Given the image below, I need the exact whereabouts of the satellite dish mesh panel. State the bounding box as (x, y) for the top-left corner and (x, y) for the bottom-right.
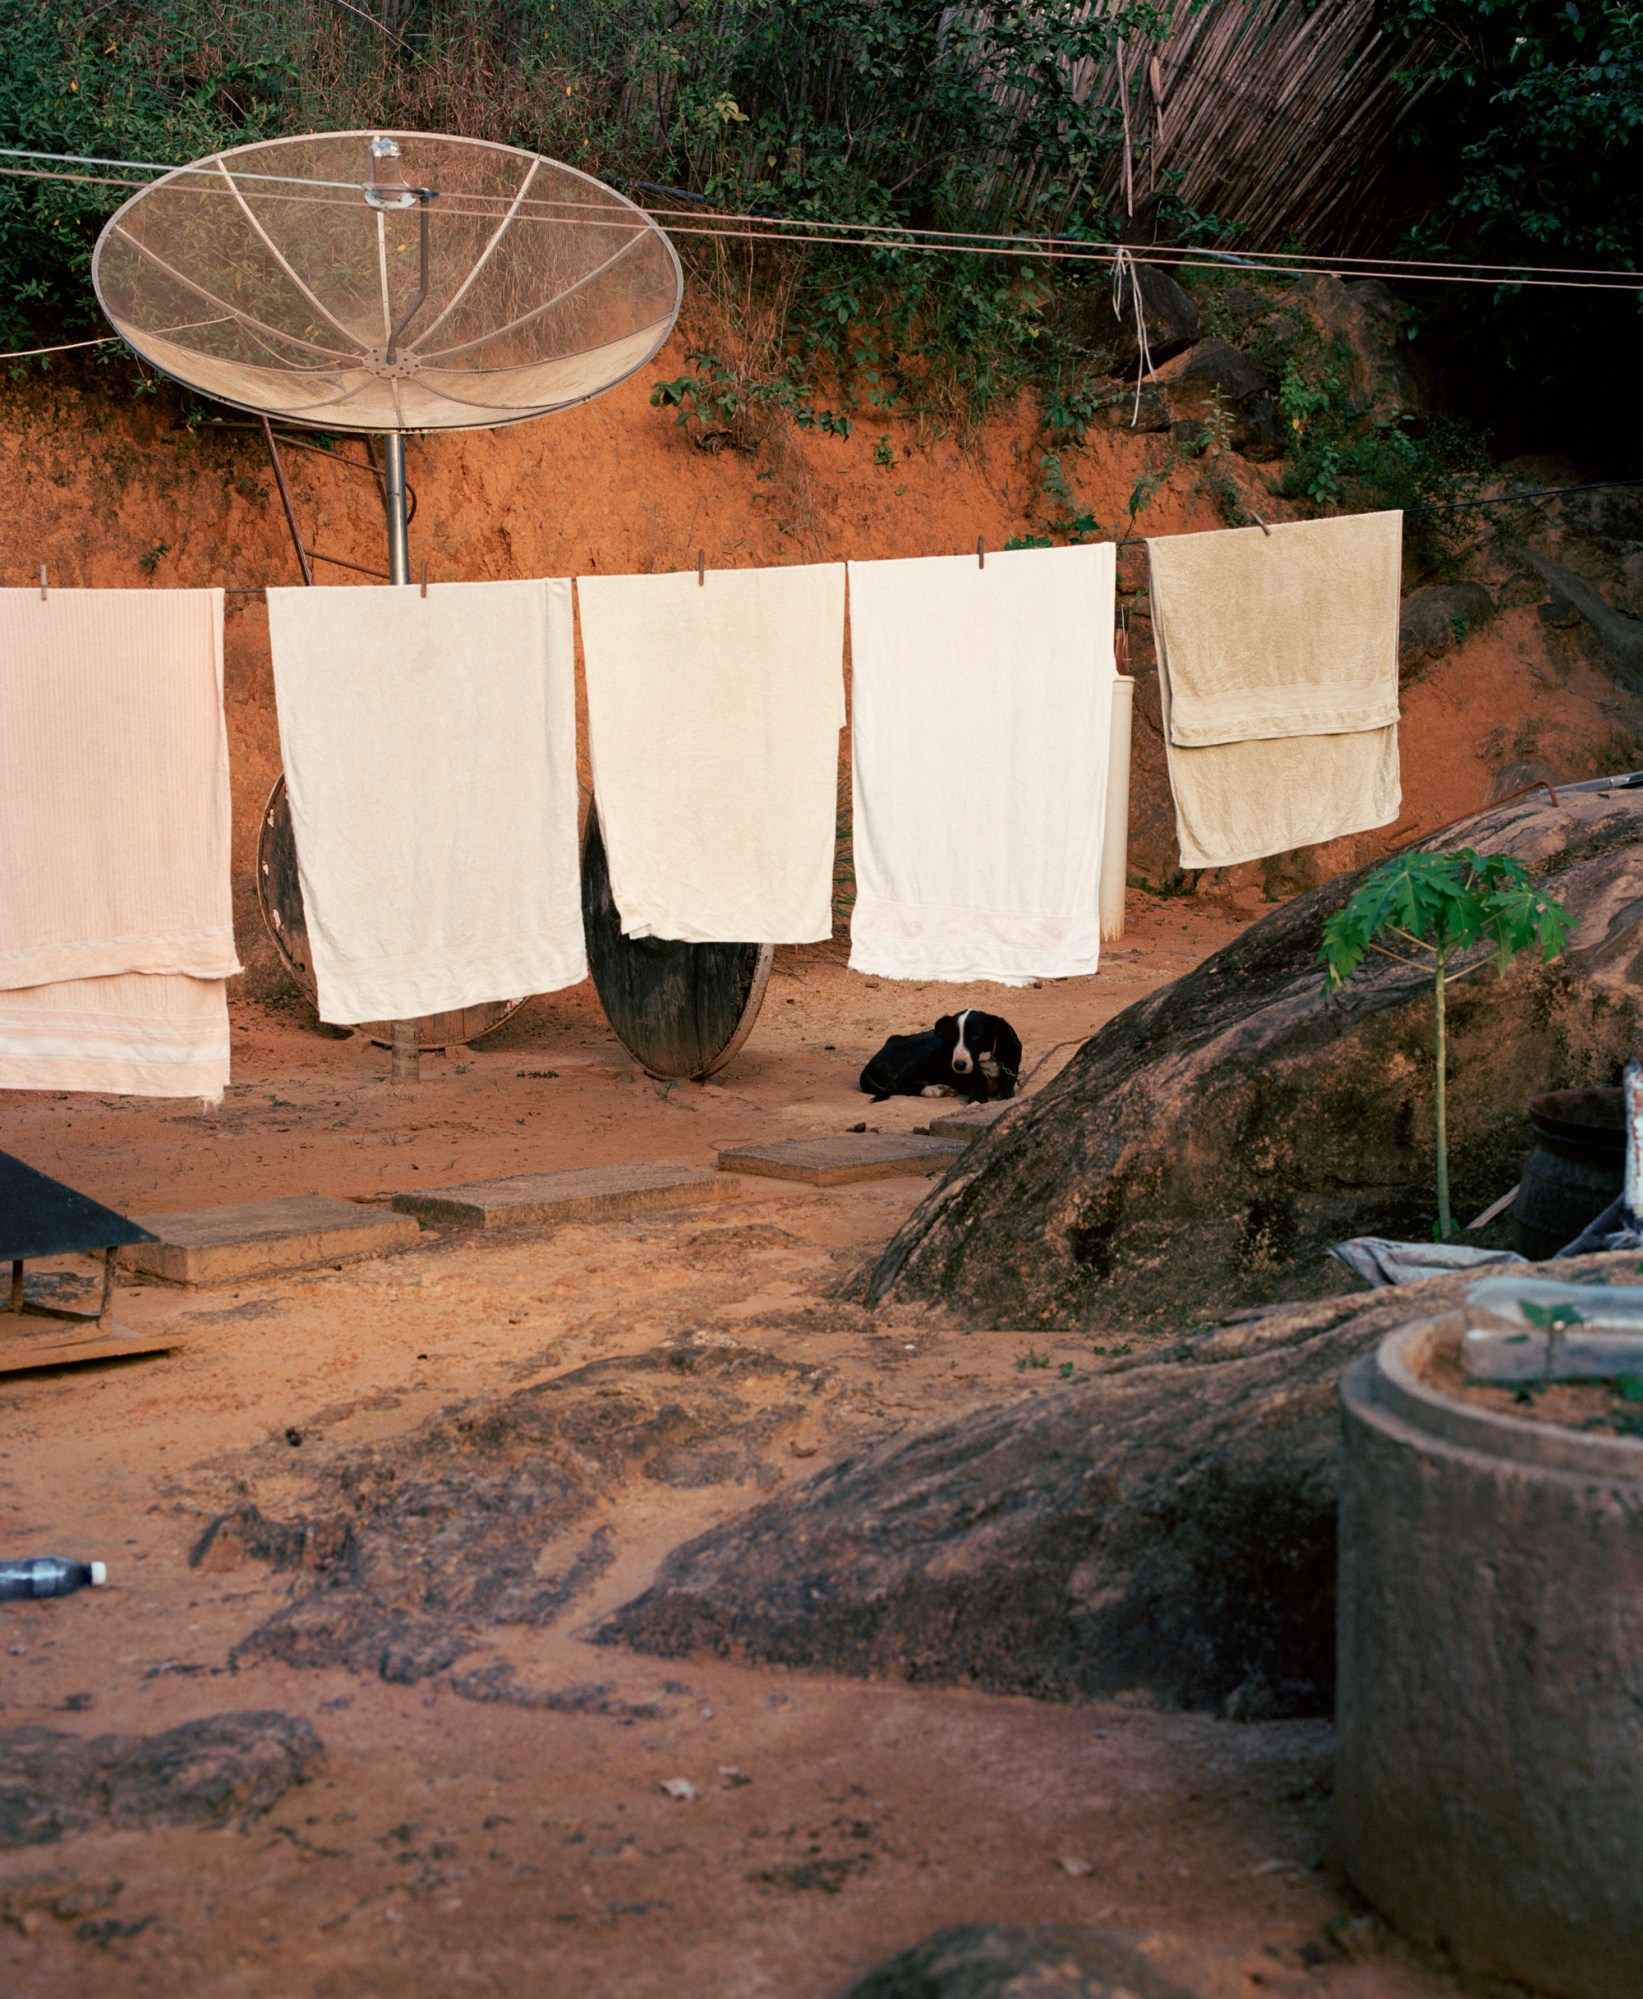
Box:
(92, 130), (683, 432)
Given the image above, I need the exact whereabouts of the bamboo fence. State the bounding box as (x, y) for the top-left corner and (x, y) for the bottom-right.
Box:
(987, 0), (1443, 252)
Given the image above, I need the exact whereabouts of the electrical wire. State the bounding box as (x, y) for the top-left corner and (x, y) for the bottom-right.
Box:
(0, 334), (118, 358)
(0, 144), (369, 193)
(0, 145), (1639, 294)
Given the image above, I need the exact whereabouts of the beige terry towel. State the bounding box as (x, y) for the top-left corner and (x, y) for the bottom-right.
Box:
(0, 971), (229, 1101)
(0, 588), (237, 987)
(1158, 724), (1401, 873)
(1148, 511), (1402, 747)
(578, 562), (846, 944)
(267, 579), (585, 1024)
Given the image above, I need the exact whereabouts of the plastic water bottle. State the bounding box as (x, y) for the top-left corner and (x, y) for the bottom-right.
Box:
(0, 1557), (107, 1602)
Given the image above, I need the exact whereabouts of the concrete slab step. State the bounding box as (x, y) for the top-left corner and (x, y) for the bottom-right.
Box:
(119, 1195), (419, 1285)
(924, 1100), (1017, 1143)
(715, 1133), (966, 1187)
(392, 1163), (736, 1230)
(0, 1308), (181, 1375)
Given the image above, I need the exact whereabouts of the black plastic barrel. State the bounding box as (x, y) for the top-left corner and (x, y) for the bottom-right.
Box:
(1514, 1087), (1626, 1259)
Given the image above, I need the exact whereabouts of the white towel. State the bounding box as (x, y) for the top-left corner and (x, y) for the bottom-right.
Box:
(0, 971), (229, 1102)
(846, 544), (1115, 983)
(267, 579), (585, 1024)
(0, 588), (237, 988)
(578, 563), (846, 944)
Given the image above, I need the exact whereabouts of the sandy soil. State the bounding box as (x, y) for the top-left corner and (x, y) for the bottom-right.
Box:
(1429, 1342), (1643, 1439)
(0, 902), (1463, 1999)
(5, 325), (1618, 1998)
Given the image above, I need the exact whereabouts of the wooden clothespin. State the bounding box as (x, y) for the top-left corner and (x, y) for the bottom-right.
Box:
(1250, 511), (1273, 537)
(39, 563), (47, 601)
(977, 533), (986, 570)
(697, 548), (706, 588)
(420, 557), (428, 599)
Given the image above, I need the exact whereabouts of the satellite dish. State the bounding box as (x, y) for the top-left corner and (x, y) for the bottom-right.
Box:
(90, 131), (736, 1080)
(91, 129), (683, 432)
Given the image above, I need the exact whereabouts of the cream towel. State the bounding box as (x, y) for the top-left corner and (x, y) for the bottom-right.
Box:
(267, 579), (585, 1024)
(1148, 511), (1402, 747)
(578, 563), (845, 944)
(0, 971), (229, 1102)
(1157, 723), (1401, 873)
(0, 588), (237, 987)
(847, 543), (1115, 983)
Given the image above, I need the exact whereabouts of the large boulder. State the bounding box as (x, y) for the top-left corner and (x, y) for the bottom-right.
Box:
(1397, 581), (1494, 675)
(599, 1254), (1638, 1719)
(1060, 263), (1200, 377)
(862, 789), (1643, 1332)
(1146, 338), (1284, 461)
(1517, 548), (1643, 695)
(1271, 275), (1424, 422)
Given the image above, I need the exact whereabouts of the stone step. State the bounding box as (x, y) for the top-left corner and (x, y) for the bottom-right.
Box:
(392, 1163), (737, 1230)
(119, 1195), (419, 1286)
(0, 1309), (181, 1376)
(924, 1100), (1018, 1143)
(715, 1133), (966, 1187)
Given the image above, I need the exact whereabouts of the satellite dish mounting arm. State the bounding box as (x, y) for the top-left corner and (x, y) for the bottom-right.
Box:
(385, 191), (437, 365)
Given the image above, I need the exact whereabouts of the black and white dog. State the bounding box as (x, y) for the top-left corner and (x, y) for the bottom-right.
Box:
(859, 1009), (1023, 1103)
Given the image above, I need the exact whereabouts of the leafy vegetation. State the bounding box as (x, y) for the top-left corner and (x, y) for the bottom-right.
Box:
(2, 1), (1626, 487)
(1269, 334), (1490, 567)
(0, 0), (1166, 402)
(1383, 0), (1643, 458)
(1319, 850), (1571, 1239)
(1388, 0), (1642, 270)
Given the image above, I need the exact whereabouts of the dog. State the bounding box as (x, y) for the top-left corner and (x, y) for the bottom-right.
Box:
(859, 1009), (1023, 1103)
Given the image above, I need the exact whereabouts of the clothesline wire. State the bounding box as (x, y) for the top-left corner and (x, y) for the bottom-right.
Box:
(0, 147), (1639, 293)
(613, 179), (1643, 282)
(1105, 477), (1643, 550)
(0, 333), (118, 358)
(0, 145), (371, 193)
(182, 479), (1641, 594)
(5, 141), (1639, 280)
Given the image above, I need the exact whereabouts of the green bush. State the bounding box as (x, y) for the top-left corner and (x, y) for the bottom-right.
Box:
(0, 0), (1165, 400)
(1382, 1), (1643, 457)
(1320, 848), (1570, 1239)
(1270, 337), (1490, 566)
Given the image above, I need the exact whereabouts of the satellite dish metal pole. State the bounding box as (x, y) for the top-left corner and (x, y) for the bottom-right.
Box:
(364, 138), (425, 590)
(364, 140), (430, 1079)
(382, 434), (410, 585)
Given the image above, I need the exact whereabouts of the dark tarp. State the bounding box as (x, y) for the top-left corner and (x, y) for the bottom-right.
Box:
(0, 1152), (155, 1263)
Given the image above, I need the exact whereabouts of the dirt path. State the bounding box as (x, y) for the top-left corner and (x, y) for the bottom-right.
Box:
(1, 901), (1450, 1997)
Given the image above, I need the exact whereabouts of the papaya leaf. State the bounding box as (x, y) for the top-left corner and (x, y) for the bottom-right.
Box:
(1317, 846), (1573, 1240)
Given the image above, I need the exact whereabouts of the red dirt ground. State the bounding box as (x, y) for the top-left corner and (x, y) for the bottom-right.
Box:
(1, 353), (1620, 1997)
(4, 912), (1461, 1999)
